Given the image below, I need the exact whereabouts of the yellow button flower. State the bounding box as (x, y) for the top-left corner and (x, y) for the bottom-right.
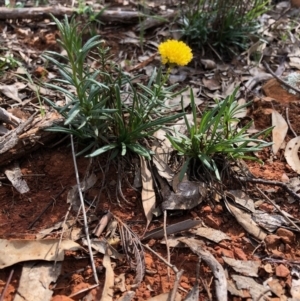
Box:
(158, 40), (193, 66)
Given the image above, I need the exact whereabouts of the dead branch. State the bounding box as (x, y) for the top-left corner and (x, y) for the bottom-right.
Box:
(237, 176), (300, 203)
(0, 7), (143, 23)
(0, 111), (63, 167)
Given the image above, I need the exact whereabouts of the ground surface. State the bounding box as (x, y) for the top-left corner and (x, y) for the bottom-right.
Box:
(1, 1), (300, 301)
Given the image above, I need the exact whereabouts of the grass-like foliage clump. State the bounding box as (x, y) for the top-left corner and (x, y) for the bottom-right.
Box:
(167, 88), (273, 180)
(43, 16), (184, 159)
(181, 0), (269, 55)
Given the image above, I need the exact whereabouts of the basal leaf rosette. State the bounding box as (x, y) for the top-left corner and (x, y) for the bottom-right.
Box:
(158, 40), (193, 67)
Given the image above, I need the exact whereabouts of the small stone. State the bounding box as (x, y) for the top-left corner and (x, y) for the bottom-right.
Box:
(233, 247), (247, 261)
(259, 203), (274, 212)
(202, 205), (212, 213)
(216, 247), (234, 258)
(265, 235), (281, 249)
(214, 204), (223, 214)
(180, 282), (190, 290)
(143, 291), (151, 299)
(264, 263), (273, 273)
(276, 228), (295, 244)
(145, 276), (155, 287)
(204, 215), (222, 228)
(275, 264), (290, 278)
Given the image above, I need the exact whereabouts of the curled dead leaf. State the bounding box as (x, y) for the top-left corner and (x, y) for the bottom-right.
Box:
(272, 110), (288, 155)
(284, 136), (300, 174)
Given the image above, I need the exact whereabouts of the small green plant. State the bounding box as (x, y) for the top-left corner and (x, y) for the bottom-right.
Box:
(0, 55), (20, 73)
(43, 16), (184, 159)
(167, 88), (273, 180)
(181, 0), (269, 55)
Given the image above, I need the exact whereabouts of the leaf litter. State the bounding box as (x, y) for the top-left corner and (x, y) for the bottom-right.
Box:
(1, 1), (300, 301)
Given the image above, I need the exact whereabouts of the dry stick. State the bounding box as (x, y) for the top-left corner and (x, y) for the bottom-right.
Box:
(27, 187), (67, 229)
(70, 134), (99, 284)
(237, 176), (300, 203)
(256, 289), (272, 301)
(263, 61), (300, 95)
(142, 244), (183, 301)
(0, 269), (14, 301)
(169, 270), (184, 301)
(286, 107), (298, 137)
(54, 202), (73, 268)
(68, 283), (99, 299)
(256, 186), (300, 232)
(163, 210), (171, 280)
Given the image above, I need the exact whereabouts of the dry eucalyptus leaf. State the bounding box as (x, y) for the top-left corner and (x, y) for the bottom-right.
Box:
(284, 136), (300, 174)
(190, 227), (231, 243)
(201, 59), (216, 70)
(140, 156), (155, 228)
(0, 239), (81, 268)
(101, 251), (115, 301)
(232, 275), (271, 301)
(272, 110), (288, 155)
(0, 83), (25, 103)
(224, 200), (267, 241)
(4, 163), (29, 194)
(222, 257), (260, 277)
(14, 262), (61, 301)
(202, 77), (221, 91)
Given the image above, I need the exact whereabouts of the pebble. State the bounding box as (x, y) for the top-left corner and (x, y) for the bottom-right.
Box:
(275, 264), (290, 278)
(214, 204), (223, 214)
(202, 205), (212, 213)
(265, 234), (281, 249)
(180, 282), (190, 290)
(51, 296), (75, 301)
(276, 228), (295, 244)
(233, 247), (247, 261)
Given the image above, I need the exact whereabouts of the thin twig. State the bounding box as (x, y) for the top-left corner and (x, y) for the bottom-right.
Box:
(263, 61), (300, 95)
(286, 107), (297, 137)
(256, 289), (272, 301)
(27, 187), (66, 229)
(0, 269), (14, 301)
(142, 243), (179, 273)
(207, 42), (222, 61)
(22, 174), (45, 177)
(168, 269), (184, 301)
(163, 210), (171, 280)
(68, 283), (99, 298)
(236, 176), (300, 203)
(256, 186), (300, 232)
(70, 134), (99, 284)
(54, 202), (72, 268)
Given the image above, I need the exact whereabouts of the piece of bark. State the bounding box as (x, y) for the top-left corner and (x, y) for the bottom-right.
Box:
(0, 7), (143, 23)
(0, 111), (63, 167)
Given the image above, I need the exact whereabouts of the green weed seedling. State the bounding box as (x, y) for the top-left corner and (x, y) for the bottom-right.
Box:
(167, 87), (273, 180)
(43, 16), (184, 160)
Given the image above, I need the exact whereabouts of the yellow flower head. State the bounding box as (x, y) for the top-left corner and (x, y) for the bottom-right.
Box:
(158, 40), (193, 66)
